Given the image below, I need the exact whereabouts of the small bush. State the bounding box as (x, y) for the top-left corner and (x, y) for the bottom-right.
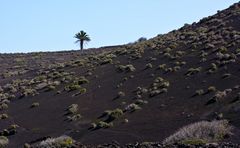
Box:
(108, 108), (124, 120)
(100, 58), (112, 65)
(31, 102), (40, 108)
(0, 103), (8, 110)
(145, 63), (153, 69)
(75, 76), (89, 85)
(214, 91), (227, 99)
(158, 64), (166, 70)
(163, 120), (232, 145)
(68, 104), (78, 114)
(10, 124), (19, 129)
(149, 89), (168, 97)
(135, 99), (148, 105)
(208, 86), (217, 92)
(0, 114), (8, 120)
(67, 114), (82, 121)
(91, 121), (113, 129)
(78, 87), (87, 94)
(21, 88), (37, 97)
(117, 91), (125, 98)
(195, 89), (204, 96)
(117, 64), (136, 72)
(39, 135), (74, 147)
(125, 103), (141, 112)
(186, 67), (201, 76)
(64, 84), (81, 91)
(0, 136), (9, 147)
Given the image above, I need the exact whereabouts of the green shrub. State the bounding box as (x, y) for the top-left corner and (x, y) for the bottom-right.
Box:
(64, 84), (81, 91)
(78, 87), (87, 94)
(100, 58), (112, 65)
(207, 63), (218, 74)
(97, 121), (113, 128)
(149, 77), (170, 97)
(21, 88), (37, 97)
(108, 108), (124, 120)
(163, 47), (172, 53)
(218, 46), (228, 53)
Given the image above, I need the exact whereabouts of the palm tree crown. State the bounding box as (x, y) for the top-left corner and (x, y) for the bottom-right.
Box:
(74, 31), (91, 50)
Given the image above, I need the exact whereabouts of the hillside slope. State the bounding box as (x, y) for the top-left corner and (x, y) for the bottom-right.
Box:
(0, 2), (240, 147)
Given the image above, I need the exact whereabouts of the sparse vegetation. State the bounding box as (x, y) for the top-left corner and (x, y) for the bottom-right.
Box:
(0, 2), (240, 146)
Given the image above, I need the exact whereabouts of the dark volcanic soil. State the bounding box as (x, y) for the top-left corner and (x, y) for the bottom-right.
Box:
(0, 2), (240, 148)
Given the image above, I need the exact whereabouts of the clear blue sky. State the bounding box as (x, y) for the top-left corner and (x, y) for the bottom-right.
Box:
(0, 0), (239, 53)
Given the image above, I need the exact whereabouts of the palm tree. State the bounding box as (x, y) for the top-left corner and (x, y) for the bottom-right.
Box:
(74, 31), (91, 51)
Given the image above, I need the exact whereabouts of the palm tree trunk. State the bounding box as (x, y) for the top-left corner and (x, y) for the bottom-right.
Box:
(80, 40), (84, 51)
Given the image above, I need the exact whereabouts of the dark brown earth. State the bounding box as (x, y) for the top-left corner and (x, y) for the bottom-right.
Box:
(0, 2), (240, 147)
